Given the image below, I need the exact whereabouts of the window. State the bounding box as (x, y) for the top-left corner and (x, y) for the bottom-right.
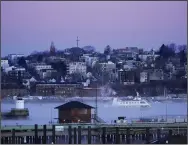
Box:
(80, 109), (87, 114)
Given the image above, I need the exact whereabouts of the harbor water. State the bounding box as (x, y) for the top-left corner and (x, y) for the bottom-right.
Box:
(1, 99), (187, 126)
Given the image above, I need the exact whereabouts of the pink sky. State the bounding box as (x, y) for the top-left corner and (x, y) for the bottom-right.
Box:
(1, 1), (187, 56)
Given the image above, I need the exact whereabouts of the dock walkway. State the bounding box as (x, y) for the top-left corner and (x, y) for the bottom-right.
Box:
(1, 122), (187, 144)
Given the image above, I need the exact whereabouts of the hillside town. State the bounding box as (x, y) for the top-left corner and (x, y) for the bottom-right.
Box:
(1, 42), (187, 98)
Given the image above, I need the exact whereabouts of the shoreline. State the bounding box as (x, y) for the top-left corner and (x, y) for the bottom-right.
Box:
(2, 94), (187, 103)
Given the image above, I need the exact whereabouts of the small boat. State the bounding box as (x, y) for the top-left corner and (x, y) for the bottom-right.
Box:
(112, 92), (151, 107)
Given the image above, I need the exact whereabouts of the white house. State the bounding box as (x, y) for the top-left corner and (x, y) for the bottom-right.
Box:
(82, 55), (98, 67)
(99, 61), (116, 72)
(4, 66), (16, 73)
(140, 71), (148, 83)
(35, 64), (52, 71)
(139, 50), (159, 61)
(67, 62), (87, 74)
(8, 54), (24, 62)
(1, 59), (9, 69)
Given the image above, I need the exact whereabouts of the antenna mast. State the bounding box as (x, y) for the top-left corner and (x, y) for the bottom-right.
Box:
(76, 36), (80, 47)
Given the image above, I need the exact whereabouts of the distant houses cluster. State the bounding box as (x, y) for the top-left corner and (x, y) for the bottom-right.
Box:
(1, 43), (187, 98)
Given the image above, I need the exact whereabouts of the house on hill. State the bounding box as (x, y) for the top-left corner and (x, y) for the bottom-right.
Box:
(55, 101), (94, 123)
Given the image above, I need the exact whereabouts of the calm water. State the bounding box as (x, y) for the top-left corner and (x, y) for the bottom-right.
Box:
(1, 100), (187, 126)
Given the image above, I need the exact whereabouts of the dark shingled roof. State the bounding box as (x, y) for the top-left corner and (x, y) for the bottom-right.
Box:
(55, 101), (94, 110)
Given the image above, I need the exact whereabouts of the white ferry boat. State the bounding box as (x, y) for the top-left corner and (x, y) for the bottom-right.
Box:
(112, 92), (151, 107)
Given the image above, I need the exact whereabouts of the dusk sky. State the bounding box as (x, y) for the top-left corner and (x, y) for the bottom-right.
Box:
(1, 1), (187, 56)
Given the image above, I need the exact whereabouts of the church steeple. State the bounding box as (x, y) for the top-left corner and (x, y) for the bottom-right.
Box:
(50, 41), (56, 54)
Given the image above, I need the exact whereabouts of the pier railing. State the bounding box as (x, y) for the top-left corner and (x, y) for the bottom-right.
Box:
(1, 123), (187, 144)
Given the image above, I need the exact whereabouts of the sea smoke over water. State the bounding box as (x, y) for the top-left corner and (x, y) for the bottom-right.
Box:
(100, 84), (117, 97)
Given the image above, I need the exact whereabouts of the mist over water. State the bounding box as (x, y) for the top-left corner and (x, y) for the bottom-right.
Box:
(1, 100), (187, 126)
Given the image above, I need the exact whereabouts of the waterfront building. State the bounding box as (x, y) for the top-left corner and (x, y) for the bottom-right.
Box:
(1, 83), (28, 98)
(55, 101), (94, 123)
(35, 83), (82, 97)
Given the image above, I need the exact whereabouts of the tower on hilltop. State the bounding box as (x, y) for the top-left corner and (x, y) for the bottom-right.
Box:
(76, 36), (80, 48)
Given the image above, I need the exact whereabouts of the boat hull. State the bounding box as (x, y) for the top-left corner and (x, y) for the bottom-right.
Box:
(112, 98), (151, 107)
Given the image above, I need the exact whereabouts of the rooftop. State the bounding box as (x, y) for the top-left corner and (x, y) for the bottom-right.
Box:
(55, 101), (94, 110)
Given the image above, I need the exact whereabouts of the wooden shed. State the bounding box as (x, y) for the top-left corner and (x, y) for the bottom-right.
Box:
(55, 101), (94, 123)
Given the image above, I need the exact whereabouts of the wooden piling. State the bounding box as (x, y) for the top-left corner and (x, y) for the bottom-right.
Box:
(88, 126), (91, 144)
(26, 136), (29, 144)
(74, 127), (77, 144)
(126, 128), (130, 144)
(115, 127), (120, 144)
(12, 129), (15, 144)
(78, 126), (81, 144)
(68, 126), (72, 144)
(101, 127), (106, 144)
(2, 137), (5, 144)
(168, 129), (173, 144)
(52, 125), (56, 144)
(157, 129), (161, 141)
(146, 128), (150, 144)
(43, 125), (47, 144)
(34, 124), (38, 144)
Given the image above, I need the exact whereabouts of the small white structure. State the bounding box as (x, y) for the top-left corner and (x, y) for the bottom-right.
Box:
(16, 98), (25, 109)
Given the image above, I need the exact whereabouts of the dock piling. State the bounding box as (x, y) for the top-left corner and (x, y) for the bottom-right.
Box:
(43, 125), (47, 144)
(78, 126), (82, 144)
(74, 127), (77, 144)
(52, 125), (56, 144)
(168, 129), (173, 143)
(34, 124), (38, 144)
(146, 127), (150, 144)
(12, 129), (15, 144)
(115, 127), (120, 144)
(68, 126), (72, 144)
(102, 127), (106, 144)
(157, 129), (161, 141)
(126, 128), (130, 144)
(88, 126), (91, 144)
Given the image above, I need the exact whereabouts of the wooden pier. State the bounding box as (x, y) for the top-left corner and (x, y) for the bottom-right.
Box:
(1, 123), (187, 144)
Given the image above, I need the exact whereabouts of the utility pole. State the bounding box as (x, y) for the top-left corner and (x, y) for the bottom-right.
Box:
(76, 36), (80, 47)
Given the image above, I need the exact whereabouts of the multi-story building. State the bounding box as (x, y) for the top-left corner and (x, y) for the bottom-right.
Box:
(115, 47), (139, 60)
(148, 69), (164, 81)
(8, 54), (25, 63)
(7, 67), (30, 80)
(35, 64), (52, 71)
(82, 55), (98, 67)
(38, 69), (58, 79)
(138, 50), (159, 61)
(67, 62), (87, 74)
(27, 62), (46, 69)
(1, 83), (28, 98)
(99, 61), (116, 72)
(36, 83), (82, 97)
(118, 69), (135, 85)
